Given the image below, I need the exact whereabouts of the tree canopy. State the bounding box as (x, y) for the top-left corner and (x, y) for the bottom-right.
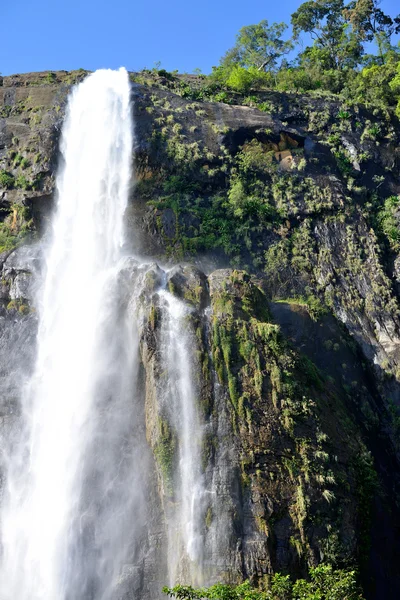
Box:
(291, 0), (363, 70)
(344, 0), (400, 62)
(220, 21), (294, 72)
(207, 0), (400, 110)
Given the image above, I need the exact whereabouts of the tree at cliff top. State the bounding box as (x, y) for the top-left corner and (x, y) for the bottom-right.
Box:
(220, 21), (293, 72)
(209, 0), (400, 98)
(212, 21), (293, 92)
(291, 0), (363, 71)
(344, 0), (400, 64)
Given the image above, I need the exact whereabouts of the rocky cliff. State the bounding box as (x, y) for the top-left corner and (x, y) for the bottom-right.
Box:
(1, 70), (400, 599)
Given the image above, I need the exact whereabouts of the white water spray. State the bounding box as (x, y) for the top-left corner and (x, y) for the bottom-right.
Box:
(0, 69), (137, 600)
(159, 291), (204, 584)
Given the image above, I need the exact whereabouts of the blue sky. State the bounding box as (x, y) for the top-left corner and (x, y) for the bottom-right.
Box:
(1, 0), (399, 76)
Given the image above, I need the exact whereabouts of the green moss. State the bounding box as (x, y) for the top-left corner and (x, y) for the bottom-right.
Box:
(275, 294), (328, 321)
(201, 433), (217, 470)
(167, 280), (176, 295)
(255, 515), (269, 536)
(15, 175), (31, 190)
(154, 417), (176, 496)
(183, 283), (203, 306)
(205, 507), (213, 528)
(0, 204), (34, 253)
(208, 270), (361, 563)
(7, 299), (29, 314)
(149, 304), (158, 330)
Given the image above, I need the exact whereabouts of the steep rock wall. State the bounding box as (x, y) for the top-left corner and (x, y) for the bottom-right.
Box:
(1, 71), (400, 598)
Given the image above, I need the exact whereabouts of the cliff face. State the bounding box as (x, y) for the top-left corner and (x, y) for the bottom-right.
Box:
(1, 71), (400, 599)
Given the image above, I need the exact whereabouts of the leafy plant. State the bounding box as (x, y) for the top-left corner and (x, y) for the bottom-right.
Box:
(377, 195), (400, 250)
(163, 564), (365, 600)
(0, 171), (15, 189)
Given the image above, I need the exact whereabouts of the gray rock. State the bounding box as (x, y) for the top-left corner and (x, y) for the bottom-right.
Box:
(167, 264), (208, 310)
(2, 244), (42, 303)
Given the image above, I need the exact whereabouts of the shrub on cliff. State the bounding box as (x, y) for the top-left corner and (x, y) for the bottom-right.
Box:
(163, 564), (365, 600)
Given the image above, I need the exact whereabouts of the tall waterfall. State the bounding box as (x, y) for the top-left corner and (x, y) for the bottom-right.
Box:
(0, 69), (139, 600)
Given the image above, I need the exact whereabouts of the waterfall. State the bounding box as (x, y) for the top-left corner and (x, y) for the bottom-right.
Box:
(158, 291), (205, 585)
(0, 68), (140, 600)
(0, 66), (212, 600)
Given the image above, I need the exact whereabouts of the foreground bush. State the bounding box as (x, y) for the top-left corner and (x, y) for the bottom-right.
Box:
(163, 564), (365, 600)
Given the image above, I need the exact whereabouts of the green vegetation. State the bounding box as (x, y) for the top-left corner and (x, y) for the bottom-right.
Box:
(154, 417), (177, 496)
(208, 0), (400, 106)
(275, 294), (328, 321)
(6, 299), (30, 314)
(212, 20), (293, 92)
(135, 1), (400, 111)
(146, 136), (311, 266)
(376, 195), (400, 251)
(163, 564), (365, 599)
(0, 166), (42, 192)
(207, 271), (377, 567)
(0, 170), (15, 189)
(0, 204), (34, 253)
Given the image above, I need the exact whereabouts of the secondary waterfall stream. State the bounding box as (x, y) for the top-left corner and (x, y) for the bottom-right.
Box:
(158, 291), (204, 585)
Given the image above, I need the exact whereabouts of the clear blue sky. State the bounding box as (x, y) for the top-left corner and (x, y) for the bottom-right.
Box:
(1, 0), (399, 76)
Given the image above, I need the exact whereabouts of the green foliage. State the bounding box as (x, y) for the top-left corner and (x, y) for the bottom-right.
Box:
(276, 294), (328, 321)
(275, 68), (314, 92)
(201, 1), (400, 103)
(220, 20), (293, 72)
(149, 134), (287, 263)
(390, 61), (400, 94)
(128, 2), (400, 109)
(344, 0), (400, 64)
(345, 57), (399, 109)
(0, 171), (15, 189)
(0, 204), (34, 253)
(333, 149), (353, 175)
(163, 565), (365, 600)
(45, 71), (56, 84)
(154, 417), (176, 496)
(0, 227), (21, 253)
(6, 299), (29, 314)
(389, 60), (400, 116)
(15, 175), (31, 190)
(220, 66), (273, 93)
(225, 66), (255, 93)
(376, 195), (400, 250)
(291, 0), (364, 71)
(163, 175), (199, 195)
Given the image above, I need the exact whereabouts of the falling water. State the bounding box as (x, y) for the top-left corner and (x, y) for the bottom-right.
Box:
(159, 291), (205, 585)
(0, 68), (139, 600)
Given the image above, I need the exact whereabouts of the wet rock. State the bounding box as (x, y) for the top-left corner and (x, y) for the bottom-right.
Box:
(2, 244), (42, 304)
(342, 137), (361, 171)
(113, 565), (143, 600)
(167, 264), (208, 310)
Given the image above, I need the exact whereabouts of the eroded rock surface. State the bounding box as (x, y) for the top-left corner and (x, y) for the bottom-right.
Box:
(1, 71), (400, 599)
